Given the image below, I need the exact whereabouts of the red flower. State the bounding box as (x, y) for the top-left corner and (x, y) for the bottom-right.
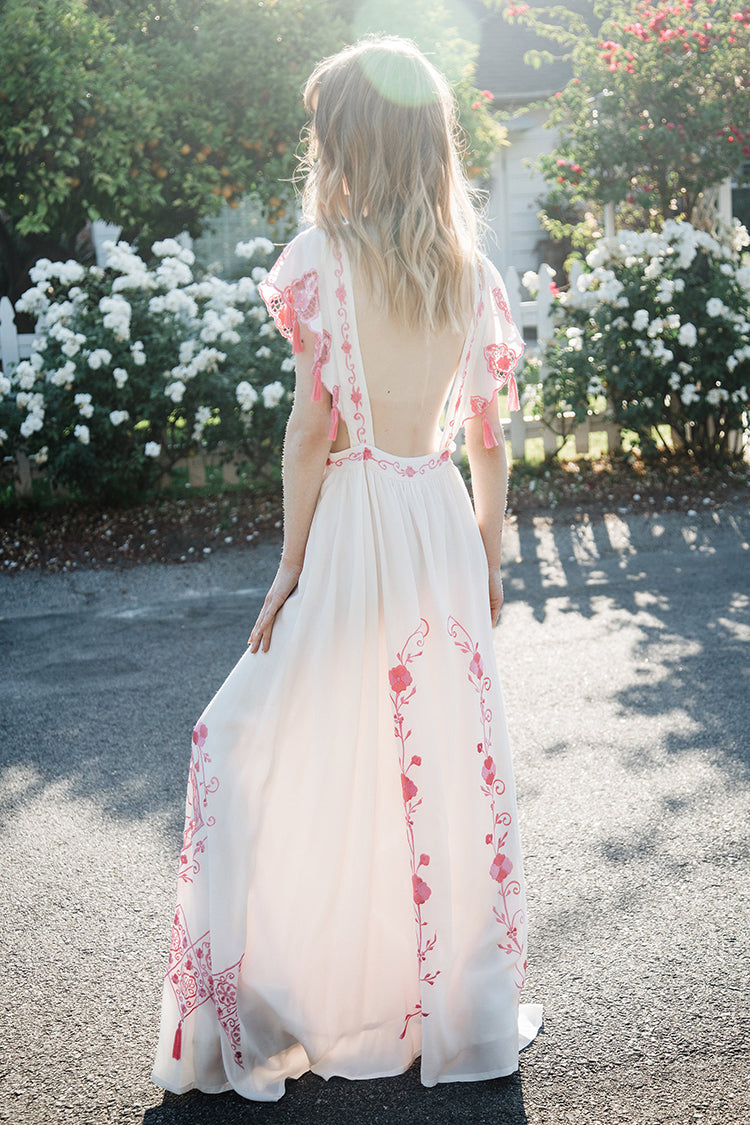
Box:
(490, 852), (513, 883)
(419, 853), (430, 867)
(192, 722), (208, 747)
(469, 650), (484, 679)
(412, 874), (432, 905)
(410, 754), (422, 766)
(482, 756), (496, 785)
(389, 664), (413, 693)
(401, 772), (418, 802)
(362, 447), (373, 461)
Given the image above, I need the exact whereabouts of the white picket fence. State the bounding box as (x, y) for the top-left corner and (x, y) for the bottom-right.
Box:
(1, 261), (618, 496)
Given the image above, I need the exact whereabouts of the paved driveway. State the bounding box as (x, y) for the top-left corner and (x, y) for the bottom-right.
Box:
(1, 507), (748, 1125)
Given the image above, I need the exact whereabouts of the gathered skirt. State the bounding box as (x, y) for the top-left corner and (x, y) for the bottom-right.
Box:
(152, 446), (542, 1101)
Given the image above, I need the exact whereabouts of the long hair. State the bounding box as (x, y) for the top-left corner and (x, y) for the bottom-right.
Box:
(300, 36), (479, 334)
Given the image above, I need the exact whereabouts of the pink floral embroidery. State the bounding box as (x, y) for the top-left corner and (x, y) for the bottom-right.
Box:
(442, 272), (485, 447)
(447, 617), (526, 990)
(332, 242), (367, 443)
(491, 285), (514, 325)
(259, 253), (331, 401)
(179, 721), (220, 883)
(326, 446), (451, 477)
(167, 905), (245, 1069)
(388, 619), (439, 1038)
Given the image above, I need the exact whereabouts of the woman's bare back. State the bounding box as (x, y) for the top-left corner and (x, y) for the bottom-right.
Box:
(329, 271), (469, 457)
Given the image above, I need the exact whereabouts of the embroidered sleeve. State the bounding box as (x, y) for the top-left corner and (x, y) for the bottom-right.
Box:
(258, 229), (332, 404)
(461, 256), (524, 448)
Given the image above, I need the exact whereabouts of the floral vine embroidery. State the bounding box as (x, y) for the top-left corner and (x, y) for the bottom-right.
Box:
(332, 242), (367, 443)
(327, 446), (451, 477)
(167, 904), (244, 1068)
(443, 263), (485, 447)
(447, 617), (527, 990)
(491, 285), (514, 326)
(178, 721), (219, 884)
(389, 619), (440, 1038)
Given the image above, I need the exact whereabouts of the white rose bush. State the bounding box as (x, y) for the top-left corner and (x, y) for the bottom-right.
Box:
(529, 220), (750, 464)
(0, 237), (294, 503)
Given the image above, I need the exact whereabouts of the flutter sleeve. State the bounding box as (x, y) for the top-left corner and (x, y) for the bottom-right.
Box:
(258, 228), (333, 408)
(461, 255), (524, 448)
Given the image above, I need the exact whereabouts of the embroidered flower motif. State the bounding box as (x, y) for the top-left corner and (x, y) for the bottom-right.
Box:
(362, 447), (373, 460)
(166, 905), (244, 1068)
(192, 722), (208, 748)
(492, 285), (513, 324)
(490, 852), (513, 883)
(389, 619), (439, 1037)
(389, 664), (413, 693)
(448, 616), (526, 990)
(413, 874), (432, 905)
(401, 772), (419, 802)
(484, 341), (517, 373)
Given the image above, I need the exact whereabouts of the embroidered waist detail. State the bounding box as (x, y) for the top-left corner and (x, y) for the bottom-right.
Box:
(326, 444), (453, 478)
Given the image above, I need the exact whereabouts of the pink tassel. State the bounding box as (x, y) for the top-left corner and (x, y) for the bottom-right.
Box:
(291, 316), (302, 355)
(507, 375), (520, 414)
(172, 1022), (182, 1060)
(482, 409), (499, 449)
(311, 362), (322, 402)
(278, 301), (293, 337)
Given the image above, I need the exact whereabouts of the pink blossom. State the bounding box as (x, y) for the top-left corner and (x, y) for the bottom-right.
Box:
(192, 722), (208, 747)
(482, 756), (496, 786)
(469, 650), (484, 679)
(419, 853), (430, 867)
(389, 664), (413, 693)
(412, 874), (432, 905)
(401, 773), (418, 802)
(490, 852), (513, 883)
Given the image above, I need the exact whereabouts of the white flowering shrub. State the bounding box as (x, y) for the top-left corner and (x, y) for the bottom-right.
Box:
(0, 237), (294, 502)
(530, 220), (750, 463)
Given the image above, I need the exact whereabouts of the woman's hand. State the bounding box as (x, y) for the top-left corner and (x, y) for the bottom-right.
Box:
(248, 558), (303, 653)
(488, 565), (504, 627)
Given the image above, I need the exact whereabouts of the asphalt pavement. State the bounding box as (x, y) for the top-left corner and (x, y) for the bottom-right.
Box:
(1, 505), (748, 1125)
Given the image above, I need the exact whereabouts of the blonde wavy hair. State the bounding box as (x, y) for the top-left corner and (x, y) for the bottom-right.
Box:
(300, 36), (479, 334)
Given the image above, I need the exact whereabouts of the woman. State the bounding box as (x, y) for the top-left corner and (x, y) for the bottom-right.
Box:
(152, 35), (542, 1102)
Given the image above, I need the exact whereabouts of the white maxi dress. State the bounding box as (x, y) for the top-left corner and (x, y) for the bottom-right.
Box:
(152, 227), (543, 1100)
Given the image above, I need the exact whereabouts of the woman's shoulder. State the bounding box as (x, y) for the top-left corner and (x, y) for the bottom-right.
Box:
(277, 224), (329, 264)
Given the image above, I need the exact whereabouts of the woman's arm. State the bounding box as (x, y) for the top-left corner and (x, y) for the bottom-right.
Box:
(248, 328), (332, 653)
(464, 394), (509, 627)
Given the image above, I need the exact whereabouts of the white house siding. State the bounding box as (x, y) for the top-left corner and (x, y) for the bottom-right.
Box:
(485, 107), (558, 276)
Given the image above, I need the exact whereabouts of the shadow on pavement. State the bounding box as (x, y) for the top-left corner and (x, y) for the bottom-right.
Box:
(142, 1064), (529, 1125)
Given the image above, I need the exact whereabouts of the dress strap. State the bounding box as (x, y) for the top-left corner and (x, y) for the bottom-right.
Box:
(329, 238), (374, 447)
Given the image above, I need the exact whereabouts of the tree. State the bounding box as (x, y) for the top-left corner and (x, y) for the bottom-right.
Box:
(0, 0), (505, 303)
(505, 0), (750, 230)
(352, 0), (508, 177)
(0, 0), (347, 298)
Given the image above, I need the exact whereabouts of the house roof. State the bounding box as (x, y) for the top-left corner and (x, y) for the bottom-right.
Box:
(472, 0), (596, 105)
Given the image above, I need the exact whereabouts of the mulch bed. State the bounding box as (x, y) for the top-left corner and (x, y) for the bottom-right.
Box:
(1, 458), (748, 574)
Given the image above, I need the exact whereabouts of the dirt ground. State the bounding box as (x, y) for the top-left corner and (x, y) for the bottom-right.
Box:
(1, 456), (748, 573)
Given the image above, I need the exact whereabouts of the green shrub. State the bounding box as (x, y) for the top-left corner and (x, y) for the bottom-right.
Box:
(0, 237), (293, 503)
(526, 220), (750, 463)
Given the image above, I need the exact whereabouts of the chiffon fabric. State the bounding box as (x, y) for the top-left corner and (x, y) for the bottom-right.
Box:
(152, 227), (542, 1101)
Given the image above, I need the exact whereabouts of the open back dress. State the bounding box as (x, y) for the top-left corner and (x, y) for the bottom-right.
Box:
(152, 226), (543, 1101)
